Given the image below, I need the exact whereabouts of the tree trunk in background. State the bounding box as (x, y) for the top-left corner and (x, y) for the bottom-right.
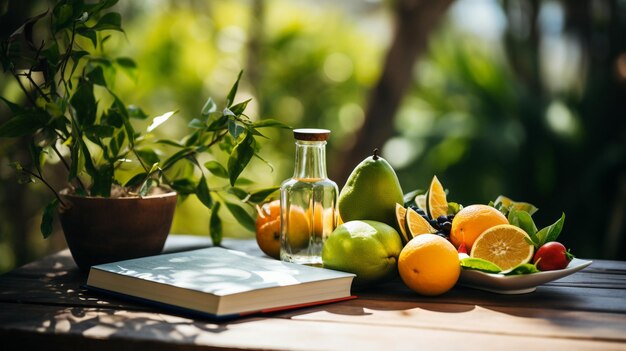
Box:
(332, 0), (454, 185)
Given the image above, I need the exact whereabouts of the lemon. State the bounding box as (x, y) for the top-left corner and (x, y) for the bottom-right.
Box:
(470, 224), (534, 273)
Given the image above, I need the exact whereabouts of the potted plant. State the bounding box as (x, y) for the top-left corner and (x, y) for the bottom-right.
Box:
(0, 0), (285, 271)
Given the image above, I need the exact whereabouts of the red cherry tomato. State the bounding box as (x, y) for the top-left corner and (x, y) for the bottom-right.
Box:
(532, 242), (573, 271)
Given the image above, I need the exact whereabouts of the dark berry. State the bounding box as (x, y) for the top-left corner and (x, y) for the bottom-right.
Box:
(447, 214), (455, 221)
(429, 219), (438, 227)
(437, 215), (448, 224)
(441, 222), (452, 232)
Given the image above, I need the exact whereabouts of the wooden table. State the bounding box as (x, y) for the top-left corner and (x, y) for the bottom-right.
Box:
(1, 235), (625, 350)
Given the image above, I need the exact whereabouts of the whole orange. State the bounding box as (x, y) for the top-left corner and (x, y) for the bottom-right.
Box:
(450, 204), (508, 250)
(255, 200), (311, 259)
(255, 200), (281, 259)
(398, 234), (460, 296)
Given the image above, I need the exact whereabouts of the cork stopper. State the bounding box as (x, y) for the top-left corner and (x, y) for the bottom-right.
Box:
(293, 128), (331, 141)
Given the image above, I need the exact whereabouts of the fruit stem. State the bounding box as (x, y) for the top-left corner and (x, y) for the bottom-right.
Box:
(373, 148), (380, 160)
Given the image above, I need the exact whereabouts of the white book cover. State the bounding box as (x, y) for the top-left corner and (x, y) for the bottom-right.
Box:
(87, 247), (355, 318)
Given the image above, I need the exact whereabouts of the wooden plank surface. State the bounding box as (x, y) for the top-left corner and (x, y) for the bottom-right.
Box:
(1, 235), (625, 350)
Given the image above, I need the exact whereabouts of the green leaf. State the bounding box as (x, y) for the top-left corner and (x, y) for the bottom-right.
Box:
(155, 139), (184, 148)
(227, 133), (255, 186)
(91, 12), (122, 32)
(229, 98), (251, 116)
(147, 110), (176, 132)
(248, 186), (280, 203)
(0, 111), (47, 137)
(508, 209), (539, 245)
(125, 172), (148, 188)
(201, 97), (217, 116)
(206, 115), (228, 131)
(204, 160), (229, 178)
(0, 96), (25, 114)
(460, 257), (502, 273)
(116, 57), (137, 79)
(169, 178), (196, 195)
(209, 202), (222, 246)
(536, 213), (566, 246)
(252, 119), (291, 129)
(70, 80), (96, 126)
(228, 187), (249, 200)
(10, 162), (34, 184)
(54, 4), (73, 29)
(87, 66), (106, 86)
(139, 178), (155, 197)
(505, 263), (540, 275)
(136, 148), (160, 166)
(162, 148), (193, 170)
(226, 70), (243, 106)
(76, 28), (97, 48)
(91, 165), (114, 197)
(448, 202), (463, 215)
(196, 175), (213, 209)
(188, 118), (205, 129)
(41, 199), (59, 239)
(224, 201), (255, 232)
(127, 105), (148, 120)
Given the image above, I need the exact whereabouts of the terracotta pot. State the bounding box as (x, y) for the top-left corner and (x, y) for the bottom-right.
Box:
(58, 190), (177, 272)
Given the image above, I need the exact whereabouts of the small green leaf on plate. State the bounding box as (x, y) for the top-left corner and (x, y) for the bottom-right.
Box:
(460, 257), (502, 273)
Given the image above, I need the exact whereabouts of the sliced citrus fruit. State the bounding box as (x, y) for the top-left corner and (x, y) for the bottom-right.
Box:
(414, 194), (427, 212)
(470, 224), (534, 273)
(406, 207), (436, 237)
(395, 203), (410, 244)
(427, 175), (448, 219)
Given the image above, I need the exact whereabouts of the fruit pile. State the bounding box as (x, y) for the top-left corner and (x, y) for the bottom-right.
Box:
(254, 150), (574, 297)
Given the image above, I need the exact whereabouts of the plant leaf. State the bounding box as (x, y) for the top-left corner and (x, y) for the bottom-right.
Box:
(252, 119), (291, 129)
(136, 148), (160, 166)
(125, 172), (148, 188)
(201, 97), (217, 116)
(226, 70), (243, 106)
(41, 198), (59, 239)
(248, 186), (280, 203)
(196, 175), (213, 209)
(0, 111), (47, 137)
(228, 187), (249, 200)
(91, 12), (123, 32)
(227, 132), (255, 186)
(169, 178), (196, 195)
(127, 105), (148, 120)
(204, 160), (229, 178)
(536, 213), (566, 246)
(91, 164), (114, 197)
(508, 209), (539, 245)
(147, 110), (176, 132)
(70, 80), (96, 126)
(87, 66), (106, 86)
(209, 202), (222, 246)
(229, 98), (251, 116)
(460, 257), (502, 273)
(224, 201), (255, 232)
(505, 263), (540, 275)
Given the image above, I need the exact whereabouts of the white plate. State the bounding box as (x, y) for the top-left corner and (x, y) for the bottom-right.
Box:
(458, 258), (593, 294)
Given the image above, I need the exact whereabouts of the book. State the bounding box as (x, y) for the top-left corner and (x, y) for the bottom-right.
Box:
(86, 247), (356, 319)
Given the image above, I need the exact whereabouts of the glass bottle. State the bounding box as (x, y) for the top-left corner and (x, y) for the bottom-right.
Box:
(280, 129), (338, 266)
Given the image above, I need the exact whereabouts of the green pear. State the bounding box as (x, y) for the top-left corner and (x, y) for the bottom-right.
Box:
(322, 220), (402, 286)
(338, 149), (404, 228)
